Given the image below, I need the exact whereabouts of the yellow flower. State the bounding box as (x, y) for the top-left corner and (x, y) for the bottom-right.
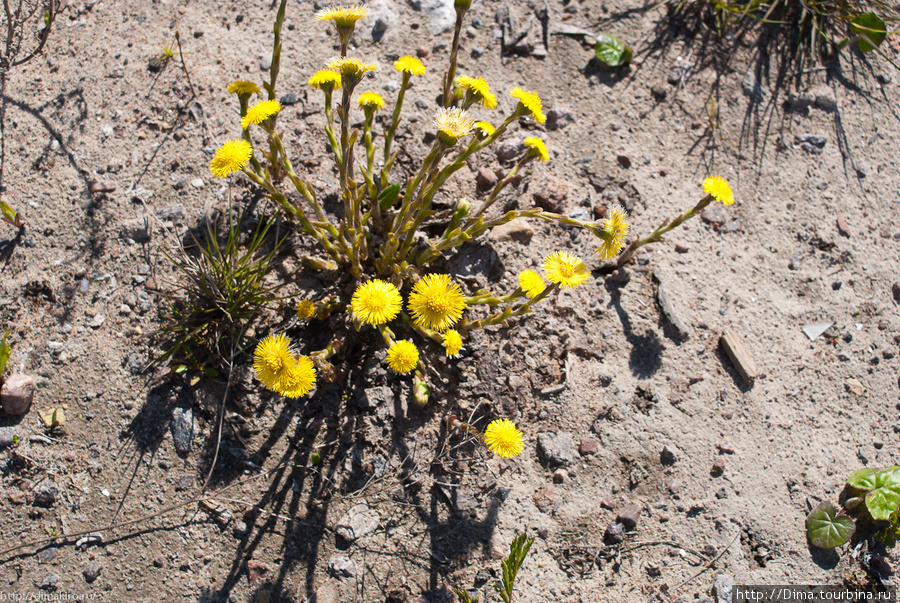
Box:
(315, 5), (368, 29)
(542, 250), (590, 289)
(455, 75), (497, 109)
(351, 279), (403, 326)
(442, 329), (463, 357)
(483, 419), (524, 458)
(703, 175), (734, 206)
(278, 356), (317, 399)
(308, 69), (342, 91)
(523, 136), (549, 162)
(394, 55), (426, 76)
(408, 273), (467, 332)
(595, 205), (629, 260)
(240, 99), (281, 130)
(210, 139), (253, 178)
(296, 298), (316, 320)
(510, 87), (546, 125)
(518, 269), (546, 298)
(358, 91), (385, 110)
(326, 56), (378, 80)
(253, 334), (296, 393)
(474, 121), (495, 137)
(434, 107), (475, 144)
(387, 340), (419, 374)
(227, 80), (260, 96)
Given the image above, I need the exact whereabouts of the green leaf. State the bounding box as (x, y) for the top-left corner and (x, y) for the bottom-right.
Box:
(866, 486), (900, 521)
(851, 13), (886, 53)
(807, 502), (854, 548)
(595, 33), (633, 68)
(0, 201), (18, 225)
(846, 468), (877, 493)
(0, 330), (9, 377)
(843, 495), (867, 515)
(201, 365), (219, 377)
(875, 466), (900, 490)
(378, 184), (401, 210)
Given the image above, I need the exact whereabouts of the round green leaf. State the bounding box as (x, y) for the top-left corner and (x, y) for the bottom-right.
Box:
(875, 466), (900, 490)
(865, 486), (900, 521)
(595, 33), (632, 68)
(851, 13), (886, 53)
(847, 468), (877, 492)
(807, 502), (855, 548)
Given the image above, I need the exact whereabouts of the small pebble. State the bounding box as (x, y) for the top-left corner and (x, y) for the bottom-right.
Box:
(874, 438), (884, 449)
(711, 457), (726, 475)
(716, 440), (735, 454)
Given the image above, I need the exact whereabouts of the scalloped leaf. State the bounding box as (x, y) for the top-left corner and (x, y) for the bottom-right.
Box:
(807, 502), (854, 548)
(851, 13), (886, 53)
(847, 468), (877, 493)
(875, 466), (900, 490)
(866, 486), (900, 521)
(595, 33), (633, 68)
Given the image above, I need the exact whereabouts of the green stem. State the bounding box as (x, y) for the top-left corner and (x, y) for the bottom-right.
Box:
(455, 283), (558, 337)
(442, 9), (466, 106)
(615, 194), (714, 267)
(383, 72), (411, 172)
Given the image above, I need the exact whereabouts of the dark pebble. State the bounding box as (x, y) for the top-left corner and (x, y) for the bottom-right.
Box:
(83, 562), (103, 583)
(616, 154), (631, 168)
(605, 522), (626, 544)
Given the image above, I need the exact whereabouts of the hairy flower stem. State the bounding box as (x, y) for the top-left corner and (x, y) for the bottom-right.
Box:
(445, 414), (482, 439)
(322, 90), (340, 166)
(455, 283), (558, 337)
(463, 288), (525, 306)
(262, 0), (288, 182)
(441, 7), (467, 106)
(615, 194), (713, 267)
(382, 72), (412, 174)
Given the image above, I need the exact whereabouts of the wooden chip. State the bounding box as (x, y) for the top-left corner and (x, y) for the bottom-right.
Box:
(719, 330), (758, 385)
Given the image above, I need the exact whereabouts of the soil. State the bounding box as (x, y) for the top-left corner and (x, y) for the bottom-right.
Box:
(0, 0), (899, 602)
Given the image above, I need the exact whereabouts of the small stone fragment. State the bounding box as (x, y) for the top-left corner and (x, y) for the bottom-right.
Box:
(171, 407), (193, 454)
(651, 85), (667, 99)
(475, 166), (497, 190)
(702, 205), (727, 225)
(552, 469), (567, 483)
(617, 504), (642, 530)
(1, 374), (36, 415)
(714, 574), (734, 603)
(280, 92), (298, 105)
(536, 432), (579, 468)
(711, 457), (726, 475)
(546, 108), (575, 131)
(674, 242), (689, 253)
(40, 573), (59, 591)
(600, 498), (615, 510)
(660, 444), (680, 465)
(716, 440), (735, 454)
(496, 138), (524, 161)
(616, 154), (631, 168)
(845, 378), (865, 396)
(605, 522), (626, 544)
(335, 502), (380, 542)
(247, 559), (270, 585)
(532, 486), (557, 513)
(83, 562), (103, 583)
(89, 181), (116, 194)
(578, 438), (598, 456)
(874, 438), (884, 449)
(893, 283), (900, 303)
(33, 479), (59, 507)
(836, 216), (851, 237)
(329, 555), (357, 578)
(489, 218), (534, 243)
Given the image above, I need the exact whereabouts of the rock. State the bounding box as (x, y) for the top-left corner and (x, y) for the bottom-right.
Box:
(489, 218), (534, 243)
(367, 0), (398, 42)
(259, 57), (271, 71)
(89, 180), (116, 194)
(475, 166), (497, 190)
(171, 407), (193, 454)
(616, 154), (631, 168)
(711, 457), (726, 475)
(742, 69), (768, 100)
(532, 180), (567, 212)
(546, 108), (575, 131)
(329, 555), (357, 578)
(651, 85), (667, 99)
(714, 574), (734, 603)
(812, 87), (837, 111)
(667, 62), (692, 85)
(416, 44), (429, 58)
(37, 547), (57, 563)
(617, 504), (642, 530)
(654, 269), (691, 340)
(578, 438), (598, 456)
(190, 178), (205, 189)
(552, 469), (567, 483)
(674, 242), (689, 253)
(668, 479), (683, 496)
(315, 583), (341, 603)
(787, 91), (815, 110)
(536, 432), (579, 468)
(40, 573), (59, 591)
(796, 134), (827, 154)
(83, 562), (103, 583)
(874, 438), (884, 449)
(408, 0), (455, 35)
(855, 161), (868, 178)
(120, 217), (150, 241)
(89, 313), (105, 329)
(247, 559), (270, 585)
(532, 486), (557, 513)
(604, 522), (626, 544)
(497, 137), (524, 161)
(877, 73), (892, 85)
(1, 374), (36, 415)
(836, 216), (851, 237)
(893, 283), (900, 303)
(280, 92), (299, 105)
(789, 253), (802, 270)
(701, 204), (727, 225)
(716, 440), (735, 454)
(470, 45), (485, 58)
(660, 444), (680, 465)
(34, 479), (59, 507)
(845, 378), (865, 396)
(153, 555), (165, 568)
(335, 502), (380, 542)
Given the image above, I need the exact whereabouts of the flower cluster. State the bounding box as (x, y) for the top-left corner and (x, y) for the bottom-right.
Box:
(252, 334), (317, 399)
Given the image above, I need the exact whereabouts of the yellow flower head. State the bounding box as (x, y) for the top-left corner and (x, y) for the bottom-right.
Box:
(510, 87), (546, 125)
(434, 107), (475, 144)
(296, 298), (316, 320)
(227, 80), (261, 96)
(315, 4), (368, 29)
(387, 340), (419, 374)
(351, 279), (403, 326)
(253, 334), (296, 393)
(455, 75), (498, 110)
(408, 273), (468, 332)
(394, 55), (426, 76)
(523, 136), (549, 162)
(703, 175), (734, 206)
(474, 121), (495, 137)
(241, 99), (281, 130)
(518, 269), (546, 299)
(278, 356), (317, 399)
(484, 418), (524, 458)
(308, 69), (342, 91)
(358, 91), (386, 110)
(210, 139), (253, 178)
(442, 329), (463, 358)
(326, 56), (378, 80)
(542, 250), (590, 289)
(595, 205), (629, 260)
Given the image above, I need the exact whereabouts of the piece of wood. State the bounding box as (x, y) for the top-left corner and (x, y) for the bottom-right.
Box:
(720, 330), (758, 384)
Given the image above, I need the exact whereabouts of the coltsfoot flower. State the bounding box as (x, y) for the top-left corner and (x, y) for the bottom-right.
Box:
(408, 273), (467, 332)
(358, 91), (385, 110)
(253, 334), (296, 393)
(326, 56), (378, 80)
(523, 136), (549, 162)
(543, 250), (590, 289)
(474, 121), (495, 137)
(210, 139), (253, 178)
(241, 99), (281, 130)
(510, 87), (546, 125)
(442, 329), (463, 358)
(703, 175), (734, 206)
(315, 4), (368, 29)
(484, 419), (524, 458)
(434, 107), (475, 144)
(308, 69), (342, 91)
(279, 356), (317, 398)
(455, 75), (497, 109)
(351, 279), (403, 326)
(387, 340), (419, 374)
(595, 205), (629, 260)
(227, 80), (260, 96)
(394, 55), (426, 76)
(296, 298), (316, 320)
(518, 269), (546, 299)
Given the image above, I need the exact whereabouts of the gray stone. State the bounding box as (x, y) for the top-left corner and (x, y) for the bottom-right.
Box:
(651, 85), (667, 99)
(89, 180), (116, 194)
(157, 204), (185, 222)
(546, 108), (576, 131)
(701, 204), (727, 225)
(89, 313), (105, 329)
(1, 374), (36, 415)
(812, 86), (837, 111)
(489, 219), (534, 243)
(536, 432), (579, 468)
(329, 555), (357, 578)
(787, 91), (815, 110)
(335, 502), (380, 542)
(605, 522), (626, 544)
(37, 547), (57, 563)
(497, 137), (524, 161)
(34, 480), (59, 507)
(476, 166), (497, 190)
(280, 92), (298, 105)
(660, 444), (681, 465)
(796, 133), (827, 154)
(470, 46), (485, 58)
(120, 217), (150, 241)
(742, 70), (768, 100)
(368, 0), (398, 42)
(714, 574), (734, 603)
(171, 407), (193, 454)
(408, 0), (455, 34)
(617, 504), (642, 530)
(0, 427), (21, 448)
(83, 562), (103, 583)
(40, 573), (59, 591)
(259, 57), (272, 71)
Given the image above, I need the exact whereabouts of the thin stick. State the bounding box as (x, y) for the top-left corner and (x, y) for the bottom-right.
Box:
(673, 531), (740, 593)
